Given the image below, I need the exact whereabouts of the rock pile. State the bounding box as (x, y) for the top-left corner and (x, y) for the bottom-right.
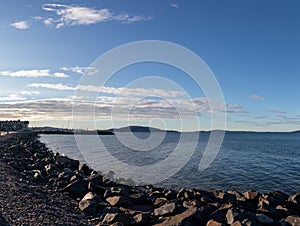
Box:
(0, 132), (299, 225)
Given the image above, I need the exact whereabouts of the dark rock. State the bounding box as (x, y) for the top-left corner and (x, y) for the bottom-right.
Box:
(130, 192), (148, 205)
(259, 191), (289, 207)
(88, 174), (103, 185)
(154, 202), (177, 216)
(106, 196), (133, 206)
(104, 186), (129, 198)
(57, 168), (73, 181)
(33, 170), (45, 182)
(79, 163), (91, 176)
(226, 208), (248, 224)
(62, 179), (88, 197)
(255, 213), (274, 224)
(177, 188), (192, 200)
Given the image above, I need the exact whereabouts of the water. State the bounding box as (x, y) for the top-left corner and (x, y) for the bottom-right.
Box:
(39, 132), (300, 194)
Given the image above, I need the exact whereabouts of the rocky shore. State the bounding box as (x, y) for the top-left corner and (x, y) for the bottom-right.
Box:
(0, 132), (299, 225)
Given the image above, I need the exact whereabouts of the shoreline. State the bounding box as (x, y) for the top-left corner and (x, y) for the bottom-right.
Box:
(0, 132), (299, 225)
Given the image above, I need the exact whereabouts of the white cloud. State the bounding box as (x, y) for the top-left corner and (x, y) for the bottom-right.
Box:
(43, 18), (55, 25)
(60, 66), (97, 75)
(170, 3), (179, 8)
(19, 90), (40, 95)
(42, 4), (151, 28)
(0, 94), (26, 101)
(249, 94), (264, 101)
(11, 21), (30, 29)
(0, 69), (69, 78)
(28, 83), (76, 91)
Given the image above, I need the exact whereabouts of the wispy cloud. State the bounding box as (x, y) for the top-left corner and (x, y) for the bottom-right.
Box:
(42, 4), (151, 28)
(10, 21), (30, 29)
(0, 69), (69, 78)
(249, 94), (264, 101)
(265, 109), (287, 114)
(170, 3), (179, 8)
(28, 83), (75, 91)
(60, 66), (97, 75)
(27, 83), (188, 98)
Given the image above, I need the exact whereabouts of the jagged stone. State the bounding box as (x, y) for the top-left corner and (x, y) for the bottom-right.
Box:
(106, 196), (133, 206)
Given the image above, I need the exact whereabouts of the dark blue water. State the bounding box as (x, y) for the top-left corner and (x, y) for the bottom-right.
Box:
(40, 132), (300, 194)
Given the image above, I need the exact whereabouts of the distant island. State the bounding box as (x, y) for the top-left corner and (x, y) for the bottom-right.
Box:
(33, 125), (300, 135)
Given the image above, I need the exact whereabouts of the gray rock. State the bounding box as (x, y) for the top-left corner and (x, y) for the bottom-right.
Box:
(153, 202), (176, 216)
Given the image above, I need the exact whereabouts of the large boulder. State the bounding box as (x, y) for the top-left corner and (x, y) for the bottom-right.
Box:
(79, 192), (102, 215)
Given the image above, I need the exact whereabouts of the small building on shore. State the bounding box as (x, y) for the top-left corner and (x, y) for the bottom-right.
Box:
(0, 120), (29, 132)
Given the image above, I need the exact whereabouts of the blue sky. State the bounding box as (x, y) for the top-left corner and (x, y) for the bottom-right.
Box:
(0, 0), (300, 131)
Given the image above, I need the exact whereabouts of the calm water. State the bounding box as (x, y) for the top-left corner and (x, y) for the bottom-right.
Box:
(39, 132), (300, 194)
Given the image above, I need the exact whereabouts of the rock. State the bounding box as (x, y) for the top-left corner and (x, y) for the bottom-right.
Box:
(154, 197), (168, 206)
(154, 206), (201, 226)
(55, 155), (79, 170)
(33, 171), (44, 182)
(164, 189), (177, 200)
(130, 192), (148, 205)
(57, 168), (73, 181)
(88, 174), (103, 185)
(44, 163), (58, 176)
(243, 190), (260, 202)
(62, 179), (88, 197)
(154, 202), (177, 216)
(226, 208), (247, 224)
(183, 199), (202, 208)
(104, 186), (129, 198)
(106, 196), (133, 206)
(286, 215), (300, 225)
(255, 213), (273, 224)
(259, 191), (289, 207)
(79, 199), (98, 215)
(206, 219), (225, 226)
(79, 163), (91, 176)
(177, 188), (191, 200)
(131, 212), (152, 225)
(228, 190), (245, 201)
(102, 213), (131, 225)
(288, 193), (300, 211)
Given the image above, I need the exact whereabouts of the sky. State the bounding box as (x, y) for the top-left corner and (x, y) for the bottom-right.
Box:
(0, 0), (300, 132)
